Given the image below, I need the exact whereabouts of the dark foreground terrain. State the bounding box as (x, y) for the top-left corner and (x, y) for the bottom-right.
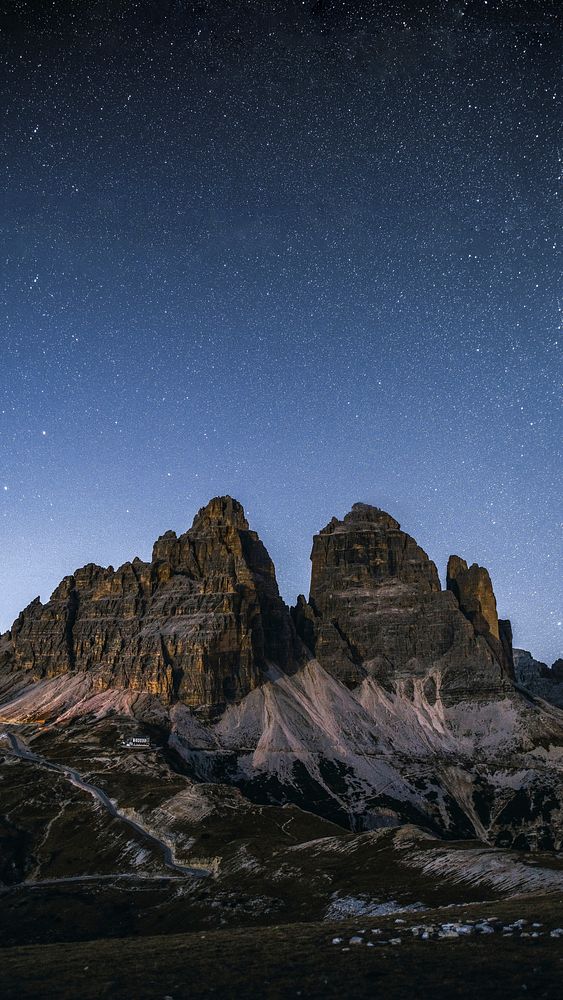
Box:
(2, 894), (563, 1000)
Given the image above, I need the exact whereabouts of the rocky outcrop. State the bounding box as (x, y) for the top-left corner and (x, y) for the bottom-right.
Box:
(446, 556), (514, 678)
(514, 649), (563, 708)
(1, 499), (522, 712)
(446, 556), (499, 639)
(7, 497), (302, 715)
(292, 503), (511, 698)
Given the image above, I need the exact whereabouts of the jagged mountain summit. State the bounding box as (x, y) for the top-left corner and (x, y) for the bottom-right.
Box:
(4, 496), (304, 715)
(292, 502), (514, 693)
(1, 496), (562, 850)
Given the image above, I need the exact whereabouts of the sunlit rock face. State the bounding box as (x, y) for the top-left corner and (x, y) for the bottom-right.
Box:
(446, 555), (500, 639)
(446, 555), (514, 679)
(293, 502), (511, 699)
(7, 497), (302, 715)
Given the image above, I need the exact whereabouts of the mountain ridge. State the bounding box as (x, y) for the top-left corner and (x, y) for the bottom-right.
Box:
(1, 495), (562, 849)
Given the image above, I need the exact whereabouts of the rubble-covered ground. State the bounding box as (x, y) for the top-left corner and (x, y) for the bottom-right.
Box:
(1, 712), (563, 954)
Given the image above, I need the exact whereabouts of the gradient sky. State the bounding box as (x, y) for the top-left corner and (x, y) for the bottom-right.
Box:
(1, 2), (561, 663)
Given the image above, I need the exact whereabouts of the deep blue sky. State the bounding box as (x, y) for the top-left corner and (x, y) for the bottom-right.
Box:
(1, 2), (561, 663)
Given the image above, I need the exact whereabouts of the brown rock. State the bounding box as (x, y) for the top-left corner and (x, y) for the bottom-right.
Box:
(296, 503), (510, 696)
(8, 497), (302, 715)
(446, 556), (499, 639)
(446, 555), (514, 677)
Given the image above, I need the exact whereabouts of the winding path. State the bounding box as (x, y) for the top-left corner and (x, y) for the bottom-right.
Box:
(3, 732), (209, 879)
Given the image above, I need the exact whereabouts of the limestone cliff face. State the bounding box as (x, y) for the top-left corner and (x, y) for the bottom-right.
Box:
(446, 555), (514, 679)
(446, 556), (499, 639)
(1, 497), (520, 712)
(8, 497), (302, 715)
(292, 502), (512, 697)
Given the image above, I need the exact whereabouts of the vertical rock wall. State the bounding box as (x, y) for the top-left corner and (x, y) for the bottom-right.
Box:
(7, 497), (302, 715)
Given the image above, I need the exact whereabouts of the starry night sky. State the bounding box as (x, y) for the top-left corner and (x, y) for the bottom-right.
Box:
(1, 2), (561, 663)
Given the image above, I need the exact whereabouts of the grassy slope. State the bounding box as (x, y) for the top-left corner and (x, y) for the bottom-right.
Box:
(1, 894), (562, 1000)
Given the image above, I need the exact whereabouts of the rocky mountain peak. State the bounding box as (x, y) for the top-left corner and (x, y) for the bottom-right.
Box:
(446, 555), (516, 679)
(6, 496), (302, 715)
(311, 502), (440, 598)
(0, 498), (561, 876)
(1, 497), (520, 714)
(191, 495), (249, 531)
(446, 555), (500, 640)
(347, 502), (401, 529)
(292, 503), (513, 693)
(319, 503), (401, 535)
